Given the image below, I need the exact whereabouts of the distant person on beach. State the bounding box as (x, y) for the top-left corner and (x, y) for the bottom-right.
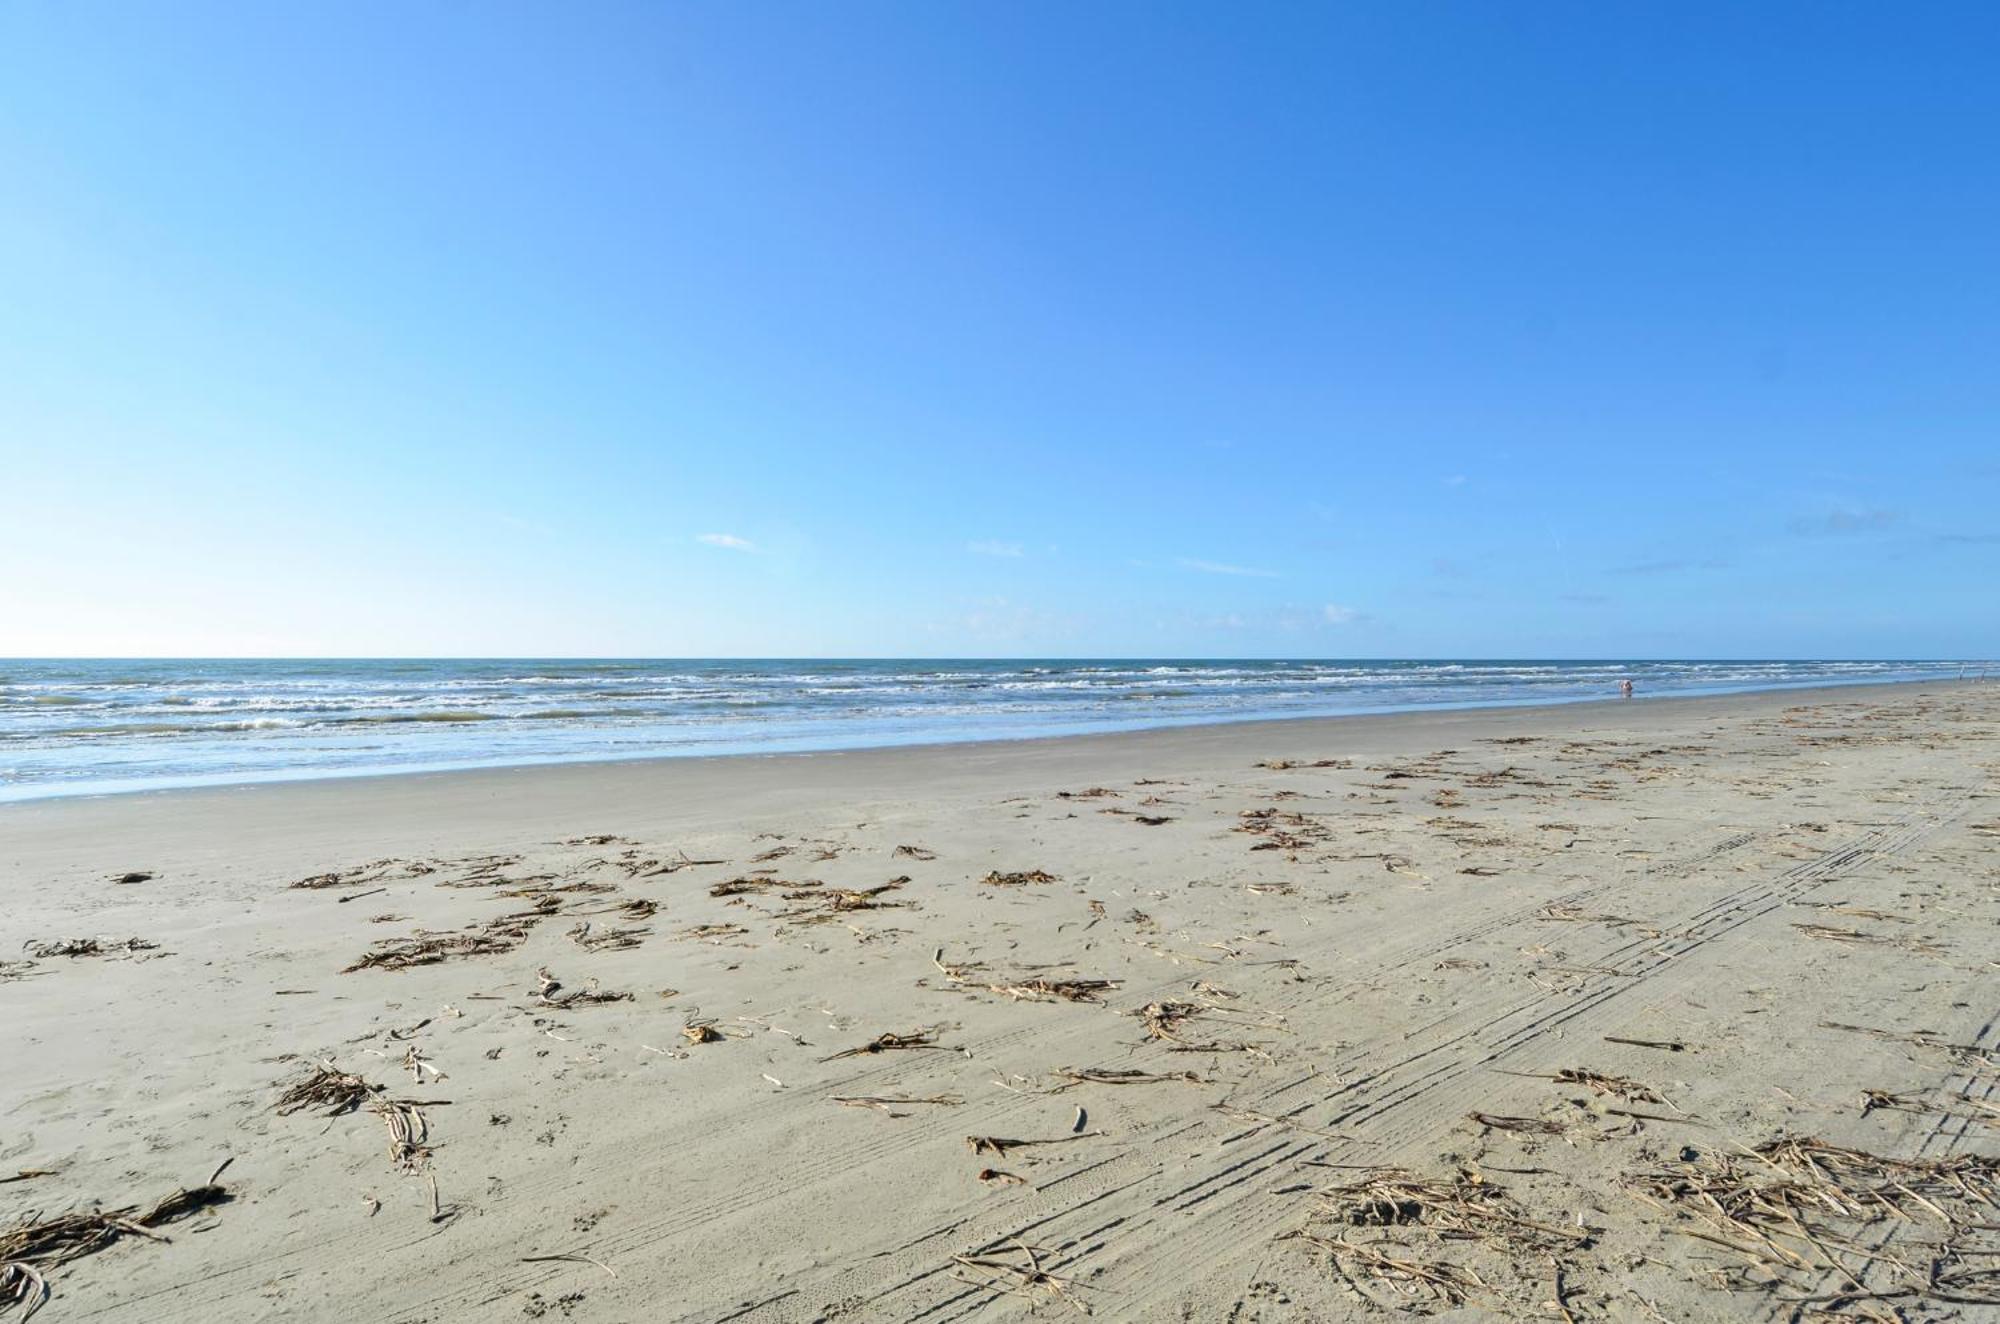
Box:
(1620, 678), (1635, 698)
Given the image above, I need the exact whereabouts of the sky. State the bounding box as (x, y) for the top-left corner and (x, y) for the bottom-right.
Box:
(1, 3), (1995, 660)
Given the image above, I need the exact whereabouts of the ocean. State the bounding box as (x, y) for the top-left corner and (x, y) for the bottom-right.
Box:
(0, 658), (1975, 802)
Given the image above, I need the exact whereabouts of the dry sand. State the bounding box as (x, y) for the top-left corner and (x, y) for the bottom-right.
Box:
(3, 681), (1997, 1322)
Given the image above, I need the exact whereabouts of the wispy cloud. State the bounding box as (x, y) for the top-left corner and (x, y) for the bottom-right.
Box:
(1443, 474), (1468, 487)
(1176, 556), (1280, 579)
(1192, 603), (1370, 630)
(1561, 593), (1610, 605)
(1788, 508), (1899, 536)
(943, 597), (1081, 642)
(1937, 532), (2000, 545)
(696, 533), (759, 552)
(967, 540), (1025, 558)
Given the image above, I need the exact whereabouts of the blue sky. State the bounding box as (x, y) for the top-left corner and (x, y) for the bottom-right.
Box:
(2, 3), (1994, 659)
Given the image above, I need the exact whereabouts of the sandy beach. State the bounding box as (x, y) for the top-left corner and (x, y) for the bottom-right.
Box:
(4, 679), (1996, 1322)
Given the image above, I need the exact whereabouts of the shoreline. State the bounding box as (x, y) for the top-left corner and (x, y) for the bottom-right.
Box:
(2, 673), (1978, 817)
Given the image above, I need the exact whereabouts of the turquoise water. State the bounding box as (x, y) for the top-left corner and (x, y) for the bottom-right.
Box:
(0, 658), (1975, 801)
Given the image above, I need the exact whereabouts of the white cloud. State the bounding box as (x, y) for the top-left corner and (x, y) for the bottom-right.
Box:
(1443, 474), (1468, 487)
(1176, 556), (1280, 579)
(967, 540), (1025, 558)
(696, 533), (758, 552)
(1322, 604), (1360, 625)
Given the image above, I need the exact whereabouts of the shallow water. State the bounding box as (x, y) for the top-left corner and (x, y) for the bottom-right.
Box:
(0, 658), (1974, 801)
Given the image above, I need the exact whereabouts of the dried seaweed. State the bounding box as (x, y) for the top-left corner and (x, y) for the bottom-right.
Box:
(21, 938), (158, 960)
(535, 968), (633, 1008)
(677, 923), (751, 942)
(274, 1061), (379, 1116)
(344, 930), (516, 973)
(988, 978), (1119, 1004)
(1285, 1165), (1587, 1314)
(831, 1094), (962, 1115)
(0, 1168), (232, 1272)
(931, 948), (1115, 1003)
(821, 1029), (953, 1061)
(951, 1241), (1090, 1315)
(1053, 1067), (1204, 1089)
(1792, 922), (1946, 956)
(566, 922), (650, 952)
(981, 870), (1059, 887)
(1627, 1137), (2000, 1308)
(966, 1132), (1105, 1157)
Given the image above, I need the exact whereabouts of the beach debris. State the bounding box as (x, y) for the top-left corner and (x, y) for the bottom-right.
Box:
(1505, 1067), (1668, 1106)
(1283, 1165), (1587, 1314)
(641, 850), (727, 875)
(402, 1046), (445, 1084)
(345, 929), (516, 972)
(274, 1061), (380, 1116)
(566, 922), (650, 952)
(1255, 758), (1352, 770)
(520, 1251), (617, 1278)
(1603, 1035), (1686, 1053)
(1467, 1111), (1568, 1136)
(1791, 922), (1946, 955)
(676, 923), (751, 943)
(1136, 1000), (1202, 1043)
(0, 1163), (233, 1306)
(991, 978), (1119, 1004)
(708, 877), (789, 898)
(2, 1262), (47, 1321)
(1053, 1067), (1204, 1089)
(831, 1095), (963, 1116)
(976, 1168), (1031, 1188)
(569, 896), (657, 921)
(777, 880), (911, 922)
(1536, 902), (1652, 929)
(931, 948), (1116, 1003)
(426, 1173), (453, 1224)
(111, 872), (153, 886)
(290, 858), (439, 889)
(681, 1020), (723, 1045)
(1109, 810), (1174, 826)
(951, 1240), (1090, 1315)
(966, 1133), (1104, 1158)
(1818, 1020), (1997, 1069)
(21, 938), (158, 960)
(1626, 1137), (2000, 1308)
(0, 961), (40, 983)
(893, 844), (937, 860)
(1235, 807), (1331, 852)
(535, 968), (633, 1008)
(932, 948), (985, 983)
(980, 870), (1059, 887)
(372, 1099), (436, 1170)
(821, 1029), (954, 1061)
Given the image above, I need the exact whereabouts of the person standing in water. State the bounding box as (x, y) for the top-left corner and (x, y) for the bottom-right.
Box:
(1620, 678), (1635, 698)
